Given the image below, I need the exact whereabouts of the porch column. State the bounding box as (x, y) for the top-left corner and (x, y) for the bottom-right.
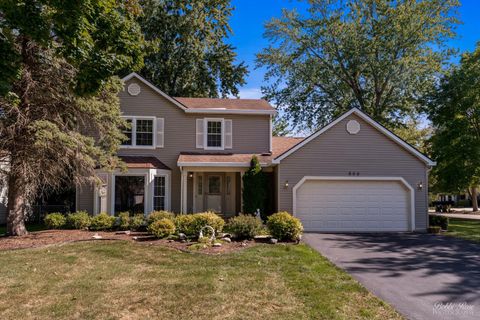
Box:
(181, 169), (188, 213)
(240, 171), (245, 213)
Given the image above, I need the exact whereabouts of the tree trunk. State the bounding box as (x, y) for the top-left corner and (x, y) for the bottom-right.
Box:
(471, 187), (478, 212)
(6, 174), (28, 236)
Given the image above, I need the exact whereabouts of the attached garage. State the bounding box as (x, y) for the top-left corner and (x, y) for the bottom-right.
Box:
(293, 177), (414, 232)
(273, 108), (435, 233)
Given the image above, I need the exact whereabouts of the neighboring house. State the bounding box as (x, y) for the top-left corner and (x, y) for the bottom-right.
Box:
(1, 72), (435, 232)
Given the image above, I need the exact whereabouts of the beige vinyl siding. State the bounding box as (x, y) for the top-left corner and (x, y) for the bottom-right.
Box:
(76, 78), (271, 213)
(76, 183), (94, 214)
(277, 114), (429, 231)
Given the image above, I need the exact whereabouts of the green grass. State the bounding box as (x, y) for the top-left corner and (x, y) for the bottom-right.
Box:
(0, 241), (402, 320)
(445, 218), (480, 243)
(0, 224), (48, 235)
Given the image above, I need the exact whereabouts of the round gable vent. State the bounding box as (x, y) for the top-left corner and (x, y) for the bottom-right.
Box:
(127, 83), (141, 96)
(346, 120), (360, 135)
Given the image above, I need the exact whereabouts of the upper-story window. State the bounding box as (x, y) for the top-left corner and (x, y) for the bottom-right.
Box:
(136, 119), (153, 146)
(121, 116), (156, 148)
(206, 120), (223, 148)
(196, 118), (232, 150)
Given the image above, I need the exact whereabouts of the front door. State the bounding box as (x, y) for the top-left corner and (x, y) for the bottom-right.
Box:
(206, 174), (222, 213)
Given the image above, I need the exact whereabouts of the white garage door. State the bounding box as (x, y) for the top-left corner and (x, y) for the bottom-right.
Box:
(295, 179), (411, 232)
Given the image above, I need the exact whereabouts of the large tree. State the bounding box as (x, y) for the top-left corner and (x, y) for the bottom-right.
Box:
(0, 0), (145, 235)
(257, 0), (459, 131)
(429, 44), (480, 211)
(139, 0), (248, 97)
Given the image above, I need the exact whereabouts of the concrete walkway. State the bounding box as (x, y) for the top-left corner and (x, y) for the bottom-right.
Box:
(430, 213), (480, 220)
(304, 233), (480, 320)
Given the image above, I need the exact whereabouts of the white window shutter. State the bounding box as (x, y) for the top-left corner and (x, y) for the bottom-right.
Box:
(156, 118), (164, 148)
(224, 119), (232, 149)
(196, 119), (204, 149)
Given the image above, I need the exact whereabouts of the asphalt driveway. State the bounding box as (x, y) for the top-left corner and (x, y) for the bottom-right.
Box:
(304, 233), (480, 320)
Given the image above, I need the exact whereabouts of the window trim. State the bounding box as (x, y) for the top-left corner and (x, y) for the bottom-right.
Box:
(120, 116), (156, 149)
(204, 118), (225, 150)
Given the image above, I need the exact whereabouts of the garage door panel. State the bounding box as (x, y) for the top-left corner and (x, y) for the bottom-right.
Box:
(296, 180), (410, 232)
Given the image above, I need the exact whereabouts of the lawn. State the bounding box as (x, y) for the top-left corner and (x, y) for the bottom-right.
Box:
(445, 218), (480, 243)
(0, 241), (402, 320)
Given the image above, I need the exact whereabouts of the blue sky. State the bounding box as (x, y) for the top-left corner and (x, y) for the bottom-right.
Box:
(228, 0), (480, 99)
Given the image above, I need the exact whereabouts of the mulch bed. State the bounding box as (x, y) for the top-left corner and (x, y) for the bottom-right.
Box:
(0, 230), (257, 254)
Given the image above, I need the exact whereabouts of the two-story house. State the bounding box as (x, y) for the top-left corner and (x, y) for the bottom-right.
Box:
(1, 72), (435, 232)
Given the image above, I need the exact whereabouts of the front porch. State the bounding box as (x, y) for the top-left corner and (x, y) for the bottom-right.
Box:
(178, 153), (276, 217)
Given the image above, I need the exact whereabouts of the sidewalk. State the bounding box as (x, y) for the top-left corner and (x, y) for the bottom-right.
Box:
(429, 212), (480, 220)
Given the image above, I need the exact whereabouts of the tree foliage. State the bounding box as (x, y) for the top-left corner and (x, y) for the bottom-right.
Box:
(257, 0), (459, 131)
(429, 44), (480, 199)
(0, 0), (145, 235)
(242, 156), (266, 215)
(139, 0), (248, 97)
(272, 114), (292, 136)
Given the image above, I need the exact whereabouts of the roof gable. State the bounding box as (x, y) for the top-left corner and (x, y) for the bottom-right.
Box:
(273, 108), (435, 166)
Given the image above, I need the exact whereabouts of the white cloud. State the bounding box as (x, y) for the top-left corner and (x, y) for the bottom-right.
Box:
(233, 88), (263, 99)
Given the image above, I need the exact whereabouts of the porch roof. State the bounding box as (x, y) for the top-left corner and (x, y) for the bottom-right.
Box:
(177, 153), (272, 167)
(119, 156), (170, 170)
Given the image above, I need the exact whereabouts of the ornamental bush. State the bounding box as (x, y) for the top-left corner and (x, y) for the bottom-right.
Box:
(227, 214), (263, 240)
(266, 211), (303, 241)
(147, 211), (175, 225)
(90, 213), (116, 231)
(429, 215), (449, 230)
(44, 213), (66, 229)
(175, 212), (224, 238)
(148, 218), (176, 238)
(117, 212), (131, 230)
(66, 211), (91, 230)
(130, 214), (146, 231)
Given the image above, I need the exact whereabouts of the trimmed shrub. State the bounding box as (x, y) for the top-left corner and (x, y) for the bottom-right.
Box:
(44, 213), (66, 229)
(429, 215), (449, 230)
(174, 214), (196, 236)
(175, 212), (224, 238)
(90, 213), (116, 231)
(130, 214), (146, 231)
(117, 212), (131, 230)
(148, 218), (176, 238)
(147, 211), (175, 225)
(66, 211), (91, 230)
(227, 214), (263, 240)
(267, 211), (303, 241)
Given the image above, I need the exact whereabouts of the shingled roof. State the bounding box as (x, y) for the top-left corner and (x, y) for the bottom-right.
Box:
(174, 97), (274, 111)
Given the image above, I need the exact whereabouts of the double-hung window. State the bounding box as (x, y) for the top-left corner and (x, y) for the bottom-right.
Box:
(153, 176), (166, 210)
(121, 117), (155, 148)
(206, 120), (223, 148)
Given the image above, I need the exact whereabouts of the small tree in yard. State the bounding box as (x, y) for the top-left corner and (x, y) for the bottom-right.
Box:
(0, 0), (145, 235)
(242, 156), (266, 215)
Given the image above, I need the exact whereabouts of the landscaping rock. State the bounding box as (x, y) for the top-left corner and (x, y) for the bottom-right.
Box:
(92, 233), (103, 240)
(213, 242), (222, 247)
(269, 238), (278, 244)
(178, 233), (187, 240)
(219, 233), (232, 238)
(115, 230), (131, 235)
(254, 235), (272, 243)
(241, 241), (247, 247)
(222, 237), (232, 243)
